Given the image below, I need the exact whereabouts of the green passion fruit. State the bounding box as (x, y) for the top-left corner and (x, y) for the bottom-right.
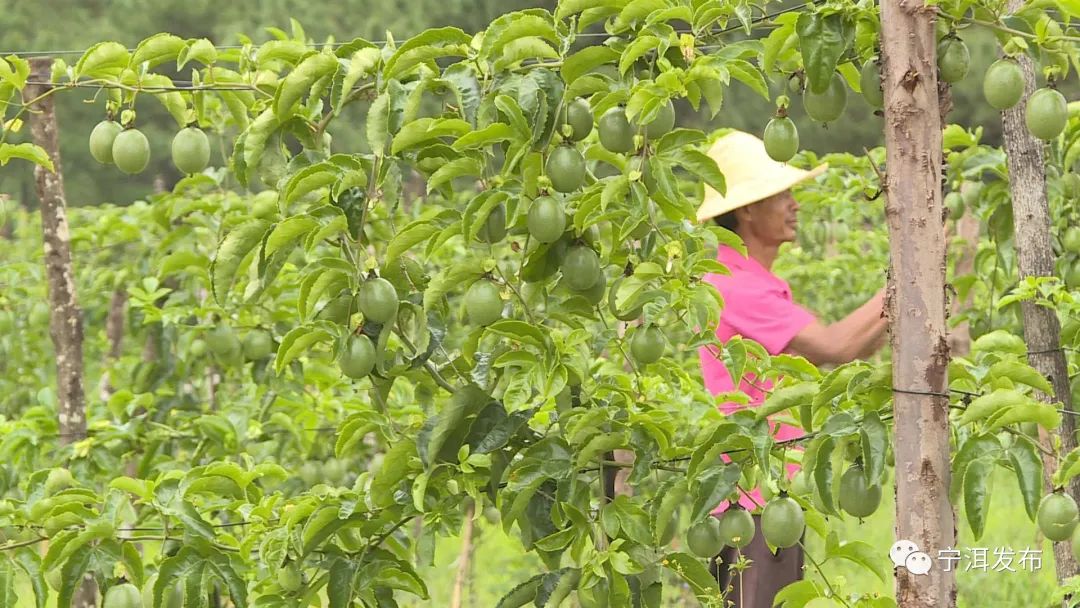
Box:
(760, 495), (805, 548)
(562, 245), (602, 291)
(643, 99), (675, 139)
(945, 191), (965, 220)
(1063, 226), (1080, 253)
(838, 464), (882, 518)
(630, 324), (665, 364)
(339, 334), (376, 379)
(89, 120), (123, 164)
(1038, 491), (1079, 541)
(937, 37), (970, 83)
(717, 507), (755, 549)
(983, 59), (1024, 110)
(1026, 87), (1068, 141)
(859, 61), (883, 109)
(358, 277), (399, 324)
(143, 573), (184, 608)
(278, 563), (303, 592)
(242, 329), (274, 361)
(476, 203), (507, 243)
(465, 279), (503, 326)
(564, 98), (594, 142)
(803, 73), (847, 123)
(171, 126), (211, 174)
(598, 107), (635, 153)
(763, 116), (799, 163)
(687, 517), (725, 558)
(103, 583), (142, 608)
(546, 146), (587, 193)
(112, 128), (151, 175)
(206, 324), (242, 362)
(527, 196), (567, 243)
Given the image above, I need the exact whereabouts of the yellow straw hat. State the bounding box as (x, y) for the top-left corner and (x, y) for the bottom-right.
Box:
(695, 129), (829, 223)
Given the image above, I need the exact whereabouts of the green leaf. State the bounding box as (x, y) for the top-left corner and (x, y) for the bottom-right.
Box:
(427, 157), (483, 194)
(11, 549), (46, 608)
(811, 436), (837, 514)
(302, 505), (349, 555)
(210, 220), (272, 304)
(756, 381), (818, 420)
(830, 540), (888, 582)
(987, 360), (1055, 395)
(391, 117), (473, 154)
(972, 330), (1028, 356)
(562, 46), (620, 85)
(495, 573), (543, 608)
(266, 216), (320, 257)
(796, 12), (855, 94)
(949, 433), (999, 520)
(178, 38), (217, 68)
(426, 385), (491, 469)
(74, 41), (129, 78)
(383, 27), (472, 81)
(661, 553), (723, 607)
(484, 320), (547, 349)
(0, 560), (16, 608)
(328, 559), (355, 608)
(130, 33), (186, 69)
(860, 411), (887, 486)
(0, 143), (53, 171)
(387, 218), (442, 263)
(366, 90), (392, 154)
(1009, 436), (1043, 521)
(984, 400), (1061, 432)
(257, 40), (310, 67)
(275, 326), (334, 373)
(274, 52), (339, 118)
(771, 580), (821, 607)
(963, 453), (996, 541)
(575, 431), (629, 467)
(452, 123), (514, 151)
(956, 388), (1029, 426)
(370, 438), (416, 508)
(0, 56), (29, 90)
(619, 36), (662, 75)
(726, 58), (770, 100)
(555, 0), (628, 22)
(285, 162), (346, 204)
(335, 47), (381, 115)
(672, 149), (725, 195)
(57, 543), (94, 608)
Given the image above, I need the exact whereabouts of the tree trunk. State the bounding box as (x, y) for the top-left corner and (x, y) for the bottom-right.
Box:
(26, 56), (97, 608)
(999, 7), (1080, 589)
(98, 288), (128, 401)
(947, 214), (980, 357)
(449, 503), (475, 608)
(879, 4), (956, 607)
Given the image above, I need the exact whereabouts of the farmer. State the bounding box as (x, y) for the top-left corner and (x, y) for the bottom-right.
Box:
(695, 130), (889, 607)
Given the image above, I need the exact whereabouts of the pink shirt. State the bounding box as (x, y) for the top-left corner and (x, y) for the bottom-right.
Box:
(699, 244), (816, 512)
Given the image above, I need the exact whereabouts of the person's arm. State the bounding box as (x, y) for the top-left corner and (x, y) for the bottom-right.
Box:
(786, 287), (888, 366)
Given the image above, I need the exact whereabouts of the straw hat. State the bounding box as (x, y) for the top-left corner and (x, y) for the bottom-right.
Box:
(695, 130), (828, 223)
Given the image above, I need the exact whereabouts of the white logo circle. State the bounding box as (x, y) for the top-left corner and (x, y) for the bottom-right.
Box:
(889, 539), (920, 568)
(905, 551), (933, 575)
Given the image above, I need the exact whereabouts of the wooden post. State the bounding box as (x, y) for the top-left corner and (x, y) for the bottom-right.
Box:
(878, 3), (957, 606)
(999, 0), (1080, 588)
(26, 57), (87, 444)
(26, 56), (96, 608)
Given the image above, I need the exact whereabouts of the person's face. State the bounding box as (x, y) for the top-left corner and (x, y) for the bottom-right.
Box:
(737, 189), (800, 245)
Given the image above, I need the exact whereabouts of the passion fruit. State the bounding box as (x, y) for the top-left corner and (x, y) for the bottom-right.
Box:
(527, 196), (567, 243)
(838, 464), (882, 518)
(630, 324), (665, 364)
(562, 246), (602, 291)
(937, 37), (971, 83)
(339, 334), (376, 379)
(358, 277), (399, 324)
(717, 507), (755, 549)
(103, 583), (142, 608)
(643, 100), (675, 139)
(859, 61), (883, 108)
(1037, 491), (1079, 541)
(546, 146), (587, 193)
(465, 279), (503, 326)
(763, 116), (799, 163)
(476, 203), (507, 243)
(803, 73), (847, 123)
(983, 59), (1024, 110)
(760, 495), (805, 548)
(564, 98), (594, 142)
(686, 517), (724, 558)
(598, 107), (635, 153)
(171, 126), (211, 174)
(112, 128), (151, 175)
(1025, 87), (1068, 141)
(242, 329), (274, 361)
(89, 120), (122, 164)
